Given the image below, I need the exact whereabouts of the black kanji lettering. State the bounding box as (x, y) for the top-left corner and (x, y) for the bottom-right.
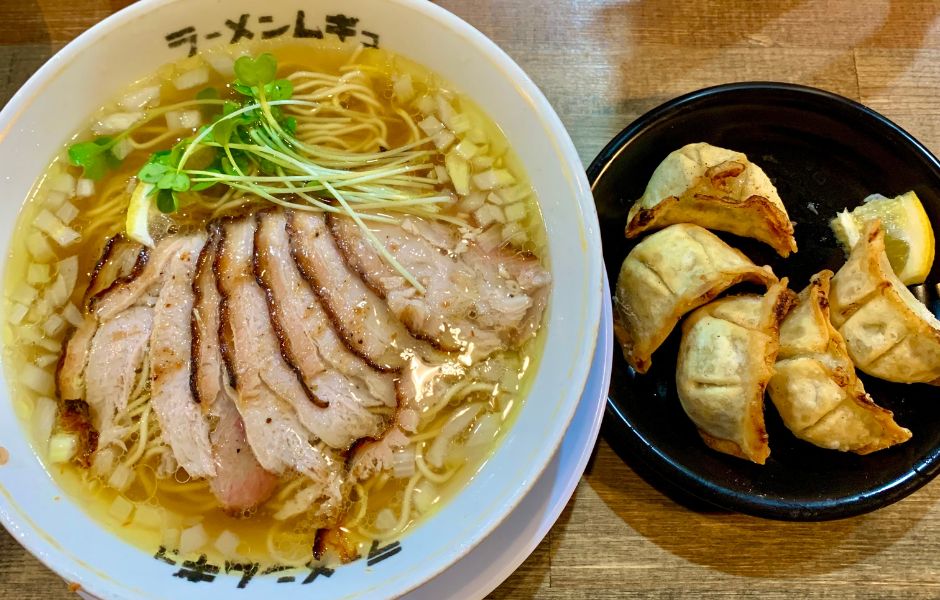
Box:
(205, 31), (222, 40)
(325, 14), (359, 42)
(165, 27), (198, 57)
(366, 540), (401, 566)
(153, 546), (177, 566)
(361, 31), (379, 48)
(293, 10), (323, 39)
(172, 554), (219, 583)
(302, 565), (335, 585)
(224, 561), (259, 589)
(261, 564), (292, 575)
(224, 14), (255, 43)
(277, 576), (296, 583)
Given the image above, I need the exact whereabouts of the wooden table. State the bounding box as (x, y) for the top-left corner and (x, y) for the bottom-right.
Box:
(3, 0), (940, 597)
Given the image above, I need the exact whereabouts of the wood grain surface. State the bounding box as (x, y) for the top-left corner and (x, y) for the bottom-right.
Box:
(3, 0), (940, 598)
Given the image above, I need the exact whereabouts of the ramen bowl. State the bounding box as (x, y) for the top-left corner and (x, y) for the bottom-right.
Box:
(0, 0), (602, 597)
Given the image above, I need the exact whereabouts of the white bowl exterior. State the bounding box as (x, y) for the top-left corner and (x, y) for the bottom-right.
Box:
(0, 1), (602, 598)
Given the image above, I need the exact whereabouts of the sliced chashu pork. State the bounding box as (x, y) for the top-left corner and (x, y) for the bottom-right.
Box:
(215, 217), (345, 522)
(149, 233), (216, 479)
(287, 211), (437, 371)
(255, 210), (396, 426)
(328, 215), (551, 356)
(60, 236), (186, 442)
(59, 237), (146, 402)
(216, 215), (383, 451)
(191, 225), (277, 511)
(83, 234), (148, 307)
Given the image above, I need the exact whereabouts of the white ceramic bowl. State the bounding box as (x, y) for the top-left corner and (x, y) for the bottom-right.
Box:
(0, 0), (602, 598)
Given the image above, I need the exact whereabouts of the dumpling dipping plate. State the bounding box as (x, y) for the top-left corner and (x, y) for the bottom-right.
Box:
(589, 82), (940, 520)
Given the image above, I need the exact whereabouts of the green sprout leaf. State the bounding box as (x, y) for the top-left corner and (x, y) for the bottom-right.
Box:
(265, 79), (294, 102)
(155, 188), (179, 213)
(234, 53), (278, 87)
(67, 136), (120, 180)
(282, 116), (297, 136)
(138, 162), (168, 184)
(212, 118), (238, 146)
(196, 87), (220, 101)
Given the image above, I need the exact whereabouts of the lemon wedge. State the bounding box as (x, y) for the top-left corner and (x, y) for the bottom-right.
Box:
(831, 191), (935, 285)
(126, 182), (156, 248)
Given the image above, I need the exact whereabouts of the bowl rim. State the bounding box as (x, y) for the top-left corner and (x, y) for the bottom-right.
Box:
(0, 0), (603, 596)
(589, 80), (940, 521)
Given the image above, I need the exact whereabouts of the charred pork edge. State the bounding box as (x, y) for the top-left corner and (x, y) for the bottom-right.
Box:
(86, 245), (151, 313)
(325, 214), (390, 301)
(190, 223), (220, 404)
(213, 218), (240, 390)
(83, 234), (122, 307)
(343, 372), (405, 470)
(253, 210), (329, 409)
(285, 210), (397, 373)
(324, 214), (462, 354)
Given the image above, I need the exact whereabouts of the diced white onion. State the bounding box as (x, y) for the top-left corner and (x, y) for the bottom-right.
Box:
(415, 95), (435, 115)
(118, 85), (161, 111)
(477, 225), (503, 253)
(174, 67), (210, 90)
(444, 152), (470, 195)
(467, 127), (488, 145)
(34, 354), (58, 368)
(133, 505), (164, 529)
(75, 179), (95, 198)
(393, 73), (415, 103)
(418, 115), (444, 136)
(46, 275), (70, 309)
(44, 191), (68, 211)
(214, 530), (241, 558)
(504, 202), (527, 222)
(49, 433), (78, 464)
(42, 314), (65, 337)
(473, 169), (516, 191)
(32, 397), (57, 449)
(22, 363), (54, 395)
(108, 464), (135, 492)
(166, 109), (202, 130)
(434, 164), (449, 184)
(49, 173), (76, 197)
(205, 53), (236, 76)
(111, 137), (134, 161)
(473, 204), (505, 228)
(391, 446), (416, 479)
(57, 256), (79, 298)
(412, 480), (440, 514)
(455, 139), (480, 160)
(18, 326), (60, 353)
(163, 528), (181, 549)
(8, 302), (28, 325)
(432, 130), (456, 151)
(92, 112), (144, 135)
(457, 192), (486, 213)
(108, 495), (135, 524)
(27, 263), (51, 285)
(180, 524), (208, 555)
(486, 191), (508, 206)
(62, 302), (83, 327)
(52, 225), (80, 248)
(9, 282), (38, 305)
(472, 155), (495, 169)
(499, 184), (532, 204)
(436, 94), (457, 129)
(374, 508), (397, 531)
(26, 232), (55, 262)
(448, 113), (472, 134)
(55, 201), (79, 225)
(34, 209), (63, 237)
(502, 222), (528, 245)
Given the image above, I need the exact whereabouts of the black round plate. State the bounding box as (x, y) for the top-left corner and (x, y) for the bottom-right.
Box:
(589, 82), (940, 520)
